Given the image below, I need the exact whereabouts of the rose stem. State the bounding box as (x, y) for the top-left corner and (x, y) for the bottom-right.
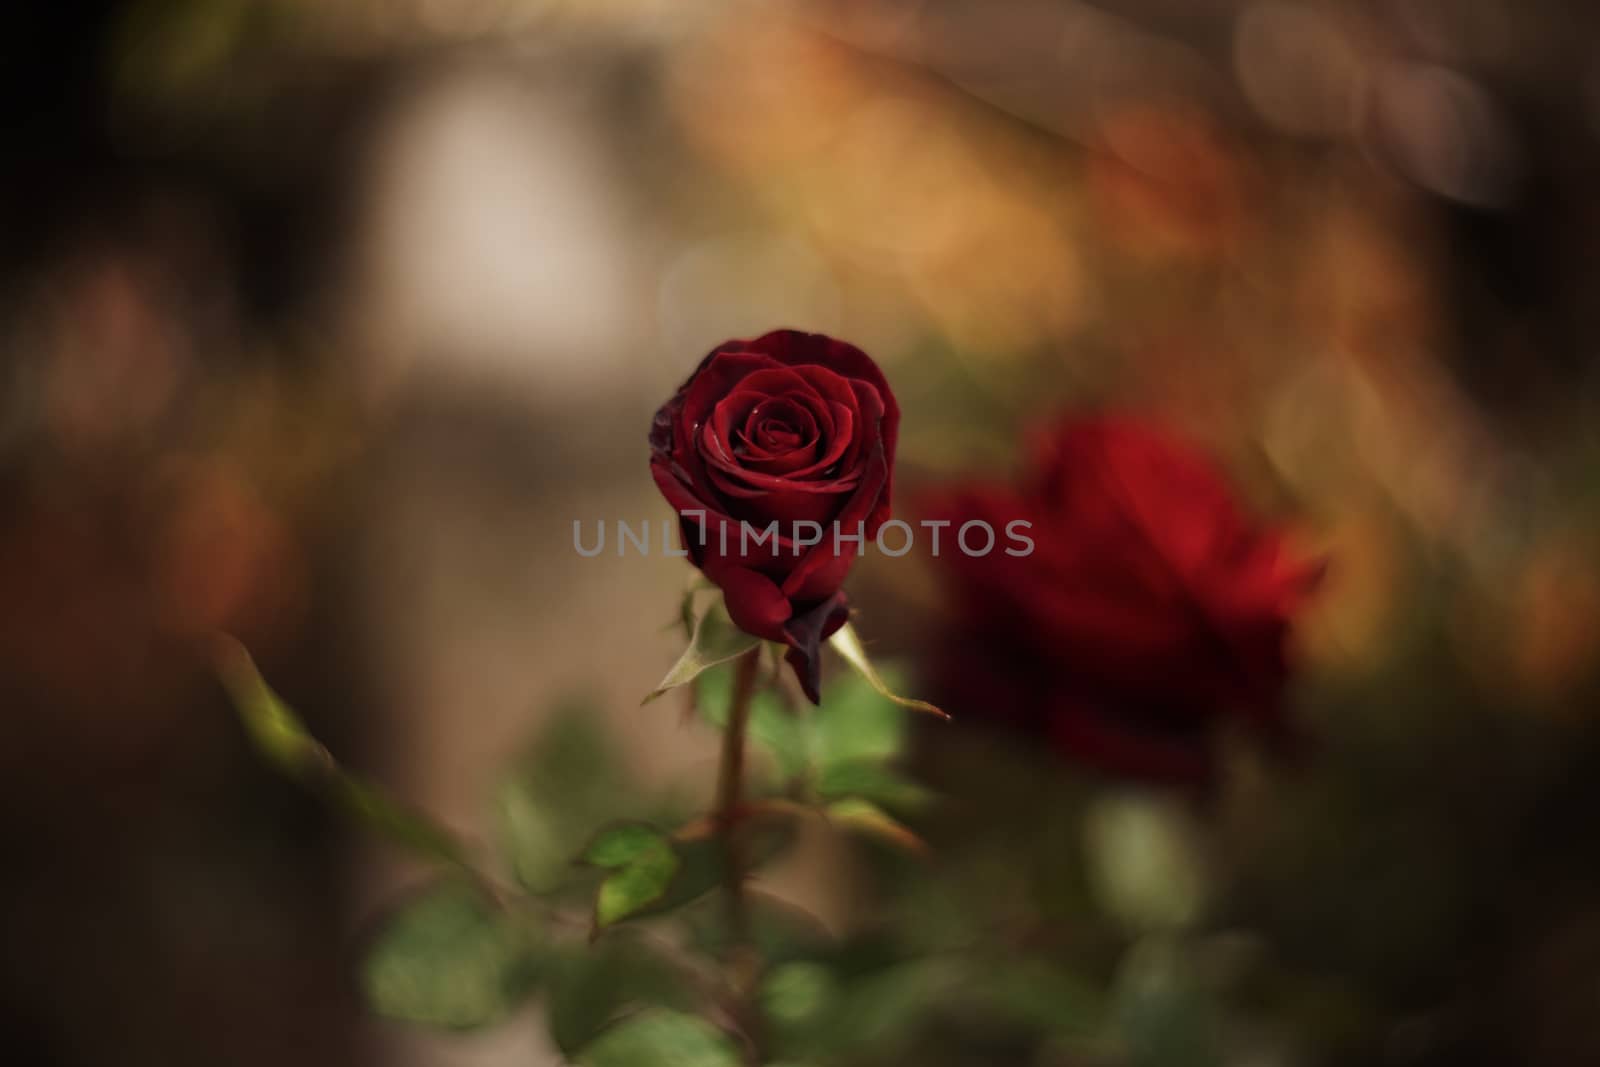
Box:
(714, 644), (764, 1059)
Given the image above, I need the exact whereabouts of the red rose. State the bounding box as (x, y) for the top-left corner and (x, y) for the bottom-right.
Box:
(650, 329), (899, 702)
(922, 418), (1322, 782)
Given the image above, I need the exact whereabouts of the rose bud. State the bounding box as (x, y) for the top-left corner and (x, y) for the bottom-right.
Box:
(650, 329), (899, 703)
(921, 417), (1322, 783)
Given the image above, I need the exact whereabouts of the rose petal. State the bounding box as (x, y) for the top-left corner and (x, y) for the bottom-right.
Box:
(742, 330), (899, 506)
(731, 366), (829, 405)
(650, 455), (741, 569)
(708, 389), (772, 458)
(675, 352), (789, 457)
(736, 395), (824, 474)
(789, 362), (860, 419)
(781, 439), (888, 601)
(701, 423), (863, 496)
(704, 471), (852, 526)
(743, 396), (818, 450)
(743, 442), (822, 476)
(761, 402), (853, 482)
(666, 352), (792, 517)
(704, 563), (792, 644)
(846, 380), (889, 531)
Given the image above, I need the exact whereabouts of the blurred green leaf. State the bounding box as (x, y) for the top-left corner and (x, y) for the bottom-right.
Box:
(888, 873), (988, 956)
(698, 637), (939, 817)
(332, 776), (472, 869)
(497, 786), (569, 894)
(762, 961), (837, 1026)
(819, 958), (960, 1055)
(828, 622), (947, 720)
(579, 819), (798, 933)
(814, 762), (935, 811)
(360, 879), (539, 1030)
(214, 635), (326, 774)
(824, 798), (928, 856)
(643, 596), (758, 704)
(688, 890), (834, 964)
(964, 957), (1106, 1037)
(1113, 937), (1221, 1067)
(545, 938), (698, 1059)
(696, 663), (809, 783)
(214, 637), (470, 869)
(654, 835), (726, 914)
(811, 670), (906, 770)
(496, 703), (628, 894)
(579, 1009), (741, 1067)
(1084, 791), (1208, 933)
(585, 824), (671, 868)
(649, 810), (801, 922)
(744, 808), (804, 869)
(587, 825), (682, 929)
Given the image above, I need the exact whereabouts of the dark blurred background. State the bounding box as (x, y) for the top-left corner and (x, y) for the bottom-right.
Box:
(3, 2), (1600, 1065)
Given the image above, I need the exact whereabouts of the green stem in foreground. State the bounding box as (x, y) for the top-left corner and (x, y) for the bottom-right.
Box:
(714, 644), (764, 1061)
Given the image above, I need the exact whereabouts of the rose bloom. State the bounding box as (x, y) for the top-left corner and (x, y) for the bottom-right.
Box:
(650, 329), (899, 702)
(921, 418), (1322, 783)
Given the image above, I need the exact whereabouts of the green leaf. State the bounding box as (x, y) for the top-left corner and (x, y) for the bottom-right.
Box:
(590, 826), (681, 928)
(695, 663), (809, 783)
(813, 762), (935, 811)
(812, 671), (906, 770)
(697, 634), (940, 801)
(828, 622), (947, 719)
(497, 783), (569, 894)
(647, 810), (801, 922)
(579, 1009), (741, 1067)
(360, 880), (539, 1030)
(496, 703), (628, 894)
(649, 834), (726, 914)
(213, 634), (328, 775)
(214, 636), (470, 870)
(824, 798), (928, 856)
(819, 959), (960, 1054)
(545, 937), (697, 1058)
(762, 961), (837, 1026)
(643, 596), (758, 704)
(581, 818), (799, 932)
(687, 890), (834, 964)
(584, 824), (670, 868)
(332, 776), (473, 869)
(1084, 791), (1208, 933)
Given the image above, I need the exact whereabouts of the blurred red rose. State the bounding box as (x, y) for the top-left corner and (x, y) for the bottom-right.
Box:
(921, 418), (1322, 782)
(650, 329), (898, 702)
